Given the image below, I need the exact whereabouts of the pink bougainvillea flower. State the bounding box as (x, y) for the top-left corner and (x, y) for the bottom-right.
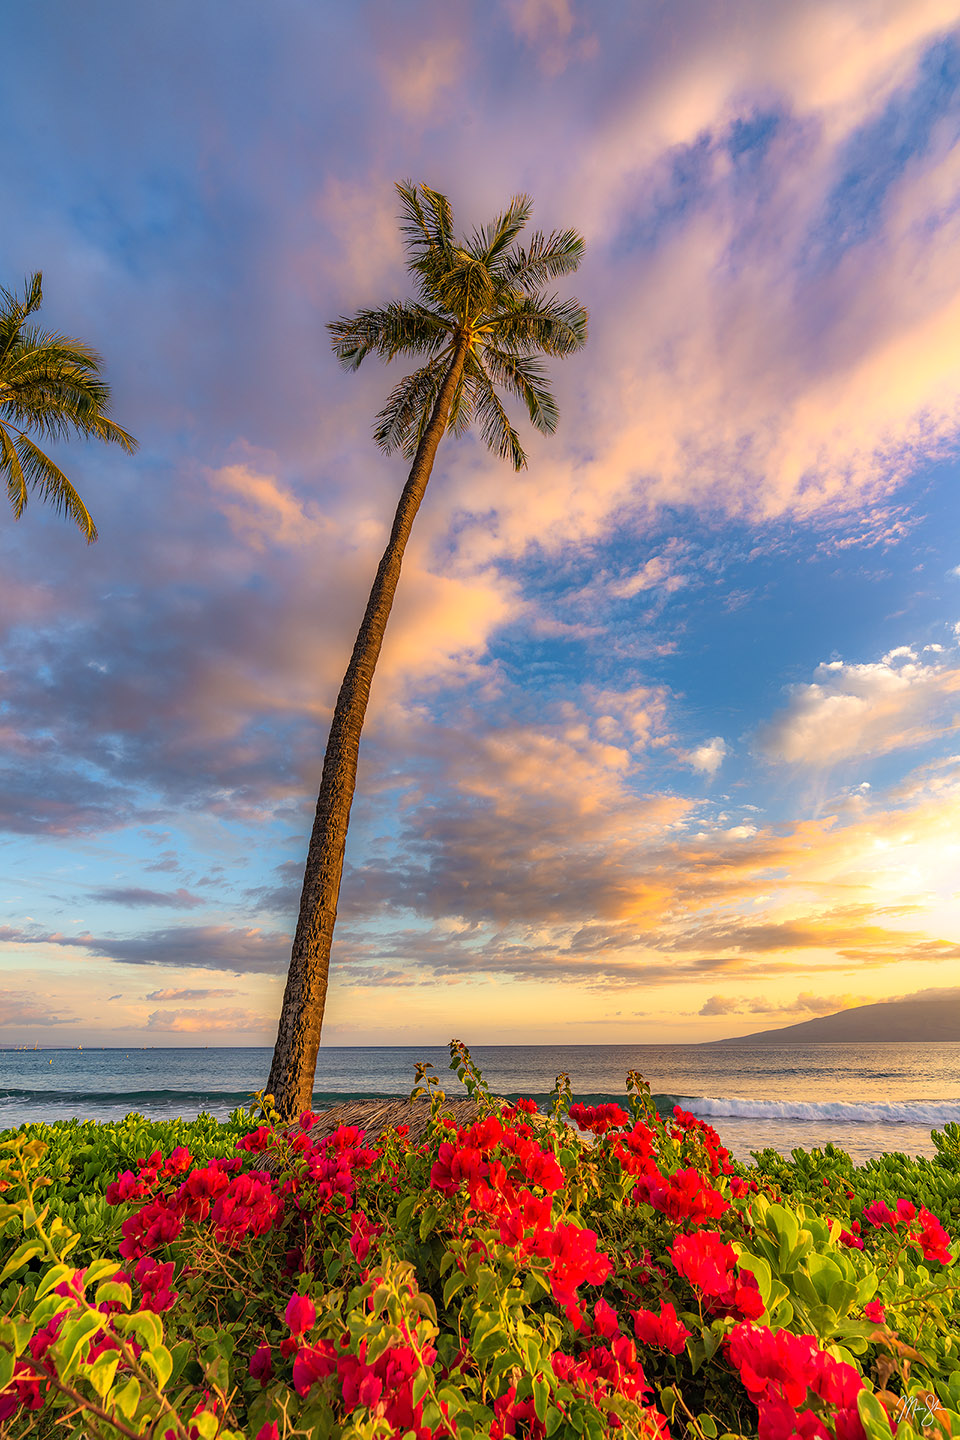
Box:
(285, 1291), (316, 1336)
(292, 1340), (337, 1396)
(863, 1300), (886, 1324)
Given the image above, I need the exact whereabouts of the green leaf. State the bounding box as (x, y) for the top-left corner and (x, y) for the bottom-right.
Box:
(443, 1269), (469, 1307)
(396, 1194), (418, 1230)
(116, 1309), (162, 1350)
(84, 1349), (120, 1399)
(546, 1407), (565, 1437)
(365, 1325), (401, 1364)
(0, 1344), (14, 1390)
(95, 1280), (132, 1309)
(35, 1263), (74, 1299)
(84, 1257), (124, 1288)
(436, 1383), (466, 1414)
(112, 1375), (141, 1421)
(0, 1239), (44, 1283)
(533, 1378), (549, 1423)
(55, 1311), (105, 1377)
(412, 1368), (431, 1407)
(145, 1342), (173, 1388)
(419, 1205), (440, 1240)
(857, 1389), (895, 1440)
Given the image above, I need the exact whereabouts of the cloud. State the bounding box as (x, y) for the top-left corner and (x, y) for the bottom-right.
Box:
(699, 990), (874, 1017)
(609, 553), (688, 600)
(144, 987), (237, 1001)
(755, 642), (960, 765)
(0, 923), (289, 974)
(683, 737), (727, 776)
(0, 990), (80, 1029)
(88, 887), (205, 909)
(145, 1006), (271, 1034)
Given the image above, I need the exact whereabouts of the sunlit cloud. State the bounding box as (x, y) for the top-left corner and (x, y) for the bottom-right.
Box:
(755, 640), (960, 765)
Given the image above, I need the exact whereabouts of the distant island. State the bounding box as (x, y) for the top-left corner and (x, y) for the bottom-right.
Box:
(712, 995), (960, 1044)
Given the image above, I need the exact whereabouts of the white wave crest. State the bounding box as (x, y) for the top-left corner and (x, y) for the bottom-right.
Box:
(681, 1096), (960, 1127)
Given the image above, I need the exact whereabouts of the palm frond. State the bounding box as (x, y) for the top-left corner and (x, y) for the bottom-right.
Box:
(0, 424), (28, 518)
(469, 369), (527, 469)
(432, 251), (494, 323)
(481, 347), (559, 434)
(395, 180), (455, 258)
(468, 194), (532, 264)
(0, 274), (44, 363)
(447, 366), (475, 438)
(14, 431), (97, 540)
(487, 293), (587, 356)
(501, 229), (585, 290)
(328, 303), (451, 371)
(373, 358), (447, 457)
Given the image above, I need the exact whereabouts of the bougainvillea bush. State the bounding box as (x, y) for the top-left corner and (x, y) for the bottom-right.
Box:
(1, 1043), (958, 1440)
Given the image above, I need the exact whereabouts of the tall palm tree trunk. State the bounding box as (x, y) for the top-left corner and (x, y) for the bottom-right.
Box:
(267, 333), (469, 1117)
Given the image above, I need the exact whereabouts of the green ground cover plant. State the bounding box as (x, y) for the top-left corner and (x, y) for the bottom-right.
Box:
(0, 1044), (957, 1439)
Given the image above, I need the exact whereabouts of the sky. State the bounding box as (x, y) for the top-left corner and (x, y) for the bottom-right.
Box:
(2, 0), (960, 1049)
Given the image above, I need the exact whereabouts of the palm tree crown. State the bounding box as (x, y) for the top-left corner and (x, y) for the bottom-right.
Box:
(328, 182), (587, 468)
(0, 272), (137, 542)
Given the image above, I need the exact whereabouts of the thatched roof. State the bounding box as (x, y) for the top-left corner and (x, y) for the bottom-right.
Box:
(305, 1095), (550, 1147)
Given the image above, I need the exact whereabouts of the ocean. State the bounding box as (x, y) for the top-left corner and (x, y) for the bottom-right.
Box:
(2, 1042), (958, 1164)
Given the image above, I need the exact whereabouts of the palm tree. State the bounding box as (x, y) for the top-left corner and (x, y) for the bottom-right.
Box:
(266, 181), (587, 1118)
(0, 272), (137, 542)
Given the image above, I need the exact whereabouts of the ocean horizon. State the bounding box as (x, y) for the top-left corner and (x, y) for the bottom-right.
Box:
(2, 1041), (958, 1164)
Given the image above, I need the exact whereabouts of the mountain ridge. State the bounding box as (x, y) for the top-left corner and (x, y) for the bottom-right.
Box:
(709, 996), (960, 1044)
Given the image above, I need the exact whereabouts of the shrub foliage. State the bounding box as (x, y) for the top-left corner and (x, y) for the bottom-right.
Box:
(1, 1043), (958, 1439)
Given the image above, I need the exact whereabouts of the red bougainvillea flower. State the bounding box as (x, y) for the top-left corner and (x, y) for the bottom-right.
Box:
(727, 1320), (865, 1432)
(236, 1126), (273, 1153)
(633, 1166), (729, 1225)
(429, 1140), (485, 1196)
(134, 1256), (178, 1313)
(248, 1344), (273, 1385)
(863, 1300), (886, 1324)
(631, 1302), (691, 1356)
(568, 1102), (630, 1136)
(839, 1221), (864, 1250)
(292, 1340), (337, 1396)
(756, 1397), (830, 1440)
(255, 1425), (279, 1440)
(913, 1206), (953, 1265)
(668, 1231), (764, 1319)
(862, 1200), (896, 1229)
(491, 1384), (545, 1439)
(591, 1297), (621, 1338)
(529, 1220), (613, 1305)
(285, 1292), (317, 1336)
(348, 1209), (382, 1266)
